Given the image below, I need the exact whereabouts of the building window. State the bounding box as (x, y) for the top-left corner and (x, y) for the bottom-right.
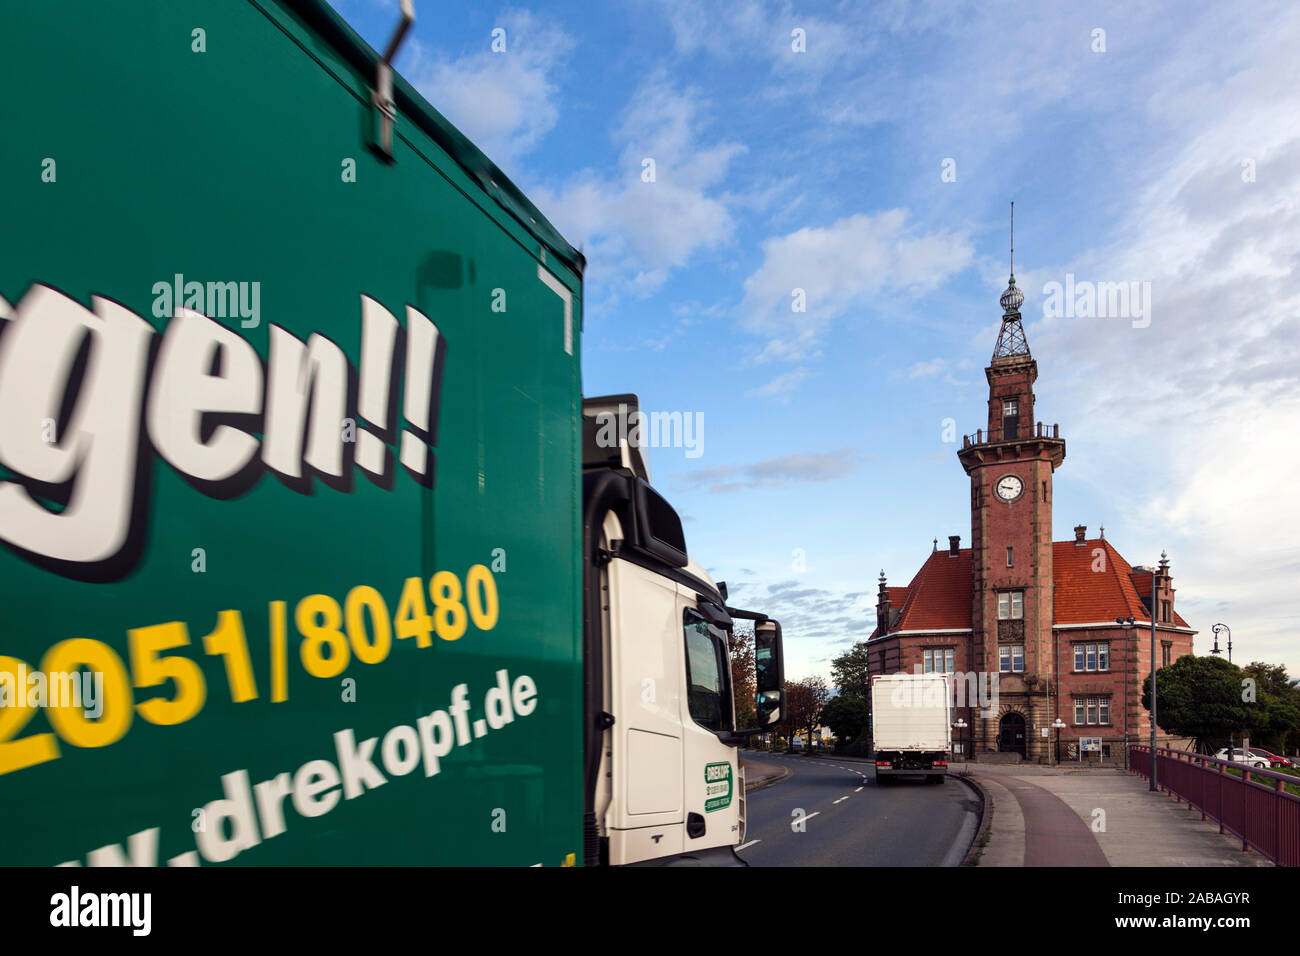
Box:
(923, 648), (955, 674)
(997, 590), (1024, 620)
(1006, 546), (1014, 567)
(999, 644), (1025, 673)
(1161, 600), (1171, 623)
(1074, 696), (1111, 726)
(1004, 399), (1018, 416)
(1073, 642), (1110, 672)
(1161, 642), (1172, 667)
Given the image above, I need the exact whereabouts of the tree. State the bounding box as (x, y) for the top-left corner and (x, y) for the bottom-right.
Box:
(830, 642), (873, 700)
(1141, 655), (1285, 752)
(1242, 662), (1300, 754)
(729, 624), (757, 731)
(783, 677), (830, 751)
(821, 695), (871, 748)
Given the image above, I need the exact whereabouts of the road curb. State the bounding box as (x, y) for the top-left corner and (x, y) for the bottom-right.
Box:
(953, 771), (991, 867)
(744, 764), (792, 793)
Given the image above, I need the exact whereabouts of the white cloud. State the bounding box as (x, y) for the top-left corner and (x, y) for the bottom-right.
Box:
(680, 449), (858, 493)
(740, 210), (973, 362)
(407, 10), (574, 176)
(746, 366), (812, 400)
(655, 0), (864, 86)
(908, 357), (947, 378)
(1020, 4), (1300, 671)
(531, 72), (744, 297)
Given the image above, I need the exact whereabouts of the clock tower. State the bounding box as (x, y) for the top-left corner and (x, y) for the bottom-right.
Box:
(956, 207), (1066, 760)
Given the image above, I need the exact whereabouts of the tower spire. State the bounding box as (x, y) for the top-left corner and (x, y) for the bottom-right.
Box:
(993, 201), (1029, 360)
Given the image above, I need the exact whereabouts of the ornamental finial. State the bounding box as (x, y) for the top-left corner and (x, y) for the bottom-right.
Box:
(999, 201), (1024, 315)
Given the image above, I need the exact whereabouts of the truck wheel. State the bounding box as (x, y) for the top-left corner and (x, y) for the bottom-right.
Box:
(935, 775), (947, 785)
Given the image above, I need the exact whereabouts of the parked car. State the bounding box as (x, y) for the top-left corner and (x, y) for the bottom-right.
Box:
(1248, 748), (1293, 768)
(1214, 748), (1270, 769)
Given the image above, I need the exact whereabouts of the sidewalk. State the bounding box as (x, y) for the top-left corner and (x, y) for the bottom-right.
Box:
(739, 754), (791, 791)
(963, 764), (1274, 866)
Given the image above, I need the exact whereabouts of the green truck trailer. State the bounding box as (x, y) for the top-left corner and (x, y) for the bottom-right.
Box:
(0, 0), (784, 866)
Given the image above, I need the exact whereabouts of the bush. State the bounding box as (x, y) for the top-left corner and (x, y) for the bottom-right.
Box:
(838, 730), (874, 758)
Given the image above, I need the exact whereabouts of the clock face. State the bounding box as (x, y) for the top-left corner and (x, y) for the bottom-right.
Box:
(995, 474), (1024, 501)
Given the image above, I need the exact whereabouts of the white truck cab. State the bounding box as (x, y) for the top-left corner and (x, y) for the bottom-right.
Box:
(581, 396), (785, 865)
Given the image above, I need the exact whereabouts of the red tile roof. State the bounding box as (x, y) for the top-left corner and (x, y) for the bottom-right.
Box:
(1052, 539), (1146, 623)
(891, 549), (973, 632)
(870, 538), (1194, 638)
(885, 586), (909, 606)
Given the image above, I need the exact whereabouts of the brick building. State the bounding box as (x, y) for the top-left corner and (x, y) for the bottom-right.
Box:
(864, 261), (1195, 763)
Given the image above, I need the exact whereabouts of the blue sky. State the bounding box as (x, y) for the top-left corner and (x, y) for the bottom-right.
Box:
(331, 0), (1300, 680)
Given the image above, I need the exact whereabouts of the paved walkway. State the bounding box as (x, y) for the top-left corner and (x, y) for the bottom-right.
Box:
(964, 764), (1273, 866)
(739, 754), (791, 791)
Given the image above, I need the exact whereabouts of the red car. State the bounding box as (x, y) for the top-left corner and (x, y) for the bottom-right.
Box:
(1249, 748), (1293, 768)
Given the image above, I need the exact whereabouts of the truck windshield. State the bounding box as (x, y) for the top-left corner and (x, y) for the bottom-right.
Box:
(683, 611), (732, 732)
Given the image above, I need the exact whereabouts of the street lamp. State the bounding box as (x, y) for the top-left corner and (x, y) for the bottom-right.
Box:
(1211, 623), (1232, 663)
(1117, 612), (1155, 791)
(1115, 555), (1162, 791)
(954, 718), (968, 763)
(1052, 717), (1066, 764)
(1149, 554), (1164, 791)
(1117, 615), (1135, 769)
(1211, 623), (1237, 758)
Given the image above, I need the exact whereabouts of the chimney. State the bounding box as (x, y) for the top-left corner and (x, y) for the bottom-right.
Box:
(948, 535), (960, 557)
(1155, 550), (1173, 609)
(1074, 524), (1087, 545)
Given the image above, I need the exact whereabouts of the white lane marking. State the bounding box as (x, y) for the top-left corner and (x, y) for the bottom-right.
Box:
(804, 811), (821, 820)
(833, 796), (849, 804)
(737, 839), (762, 851)
(855, 786), (864, 792)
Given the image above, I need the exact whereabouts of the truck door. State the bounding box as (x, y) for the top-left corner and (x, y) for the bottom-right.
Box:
(677, 590), (742, 855)
(601, 538), (686, 864)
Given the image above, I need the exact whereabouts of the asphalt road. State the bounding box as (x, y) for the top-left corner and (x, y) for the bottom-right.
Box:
(737, 751), (978, 866)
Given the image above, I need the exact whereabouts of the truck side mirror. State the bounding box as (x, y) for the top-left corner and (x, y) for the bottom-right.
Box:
(755, 620), (785, 726)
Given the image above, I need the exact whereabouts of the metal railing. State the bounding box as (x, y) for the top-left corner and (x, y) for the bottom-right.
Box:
(1130, 745), (1299, 866)
(961, 422), (1060, 448)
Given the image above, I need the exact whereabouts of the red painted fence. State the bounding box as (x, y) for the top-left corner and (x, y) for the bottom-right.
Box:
(1130, 745), (1299, 866)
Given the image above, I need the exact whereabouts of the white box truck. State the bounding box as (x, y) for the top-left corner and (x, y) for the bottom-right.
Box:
(871, 673), (951, 784)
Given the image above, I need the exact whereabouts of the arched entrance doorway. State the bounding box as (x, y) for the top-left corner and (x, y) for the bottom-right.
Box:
(998, 712), (1027, 756)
